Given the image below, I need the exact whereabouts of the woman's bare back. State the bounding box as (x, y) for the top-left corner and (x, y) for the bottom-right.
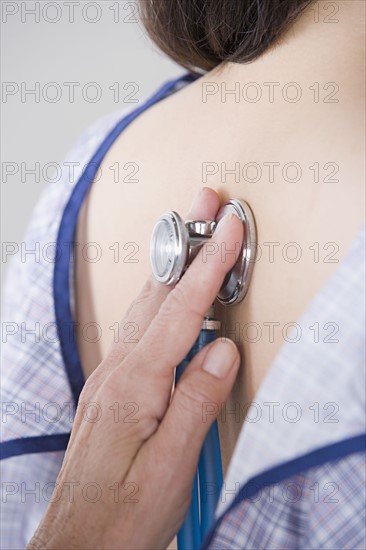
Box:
(75, 1), (365, 471)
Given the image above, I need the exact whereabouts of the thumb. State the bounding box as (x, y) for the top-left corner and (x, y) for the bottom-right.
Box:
(153, 338), (240, 483)
(127, 340), (239, 548)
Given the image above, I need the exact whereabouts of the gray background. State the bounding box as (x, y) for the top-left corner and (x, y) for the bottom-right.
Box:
(1, 0), (181, 246)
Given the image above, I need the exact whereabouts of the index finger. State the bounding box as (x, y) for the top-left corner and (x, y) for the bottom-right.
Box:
(130, 212), (244, 375)
(99, 187), (221, 373)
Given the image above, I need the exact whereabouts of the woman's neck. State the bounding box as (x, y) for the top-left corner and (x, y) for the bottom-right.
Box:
(207, 0), (364, 104)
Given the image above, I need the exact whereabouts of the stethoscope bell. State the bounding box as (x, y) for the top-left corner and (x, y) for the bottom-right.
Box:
(150, 198), (257, 306)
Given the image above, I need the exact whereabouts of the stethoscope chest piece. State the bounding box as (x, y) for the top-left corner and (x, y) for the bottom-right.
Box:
(215, 198), (256, 305)
(150, 198), (257, 306)
(150, 198), (257, 548)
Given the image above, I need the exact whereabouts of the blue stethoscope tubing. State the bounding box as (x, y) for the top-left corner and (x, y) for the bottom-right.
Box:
(175, 326), (223, 550)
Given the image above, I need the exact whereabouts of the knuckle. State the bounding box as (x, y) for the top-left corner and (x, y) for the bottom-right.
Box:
(161, 284), (202, 323)
(175, 376), (215, 418)
(120, 276), (157, 323)
(127, 275), (164, 314)
(78, 374), (98, 402)
(133, 276), (157, 306)
(165, 285), (189, 315)
(119, 410), (158, 442)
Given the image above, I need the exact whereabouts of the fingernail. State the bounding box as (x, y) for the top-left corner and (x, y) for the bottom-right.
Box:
(215, 213), (235, 233)
(202, 339), (239, 379)
(189, 187), (205, 211)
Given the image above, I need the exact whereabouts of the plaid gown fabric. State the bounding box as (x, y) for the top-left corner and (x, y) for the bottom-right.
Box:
(1, 73), (365, 549)
(1, 108), (133, 548)
(207, 452), (366, 549)
(0, 74), (194, 549)
(203, 223), (366, 549)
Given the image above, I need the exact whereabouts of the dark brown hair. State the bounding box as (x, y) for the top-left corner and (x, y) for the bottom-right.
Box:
(139, 0), (313, 72)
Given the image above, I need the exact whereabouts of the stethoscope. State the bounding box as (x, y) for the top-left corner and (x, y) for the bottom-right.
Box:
(150, 199), (257, 550)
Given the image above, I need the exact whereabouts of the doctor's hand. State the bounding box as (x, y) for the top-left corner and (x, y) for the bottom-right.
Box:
(27, 188), (243, 550)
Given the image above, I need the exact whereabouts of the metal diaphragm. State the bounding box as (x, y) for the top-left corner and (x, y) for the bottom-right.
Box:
(150, 199), (256, 305)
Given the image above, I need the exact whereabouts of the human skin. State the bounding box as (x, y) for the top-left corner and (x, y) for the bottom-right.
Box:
(26, 192), (243, 549)
(75, 0), (365, 473)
